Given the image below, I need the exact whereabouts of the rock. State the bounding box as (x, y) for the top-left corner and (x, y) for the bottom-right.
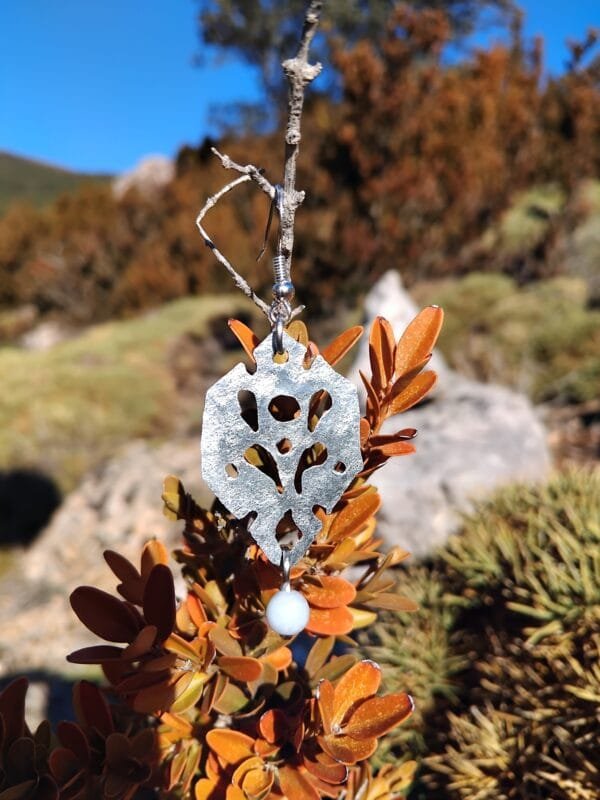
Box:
(354, 270), (551, 558)
(20, 320), (71, 351)
(0, 439), (206, 677)
(113, 155), (174, 199)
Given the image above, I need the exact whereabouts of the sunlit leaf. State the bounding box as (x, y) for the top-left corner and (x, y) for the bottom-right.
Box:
(206, 729), (254, 766)
(395, 306), (444, 377)
(329, 488), (381, 542)
(345, 693), (414, 738)
(319, 732), (378, 765)
(389, 371), (437, 415)
(279, 764), (320, 800)
(228, 318), (259, 361)
(321, 326), (363, 366)
(303, 576), (357, 609)
(169, 671), (209, 714)
(333, 660), (381, 726)
(306, 605), (354, 636)
(369, 316), (396, 389)
(218, 656), (263, 682)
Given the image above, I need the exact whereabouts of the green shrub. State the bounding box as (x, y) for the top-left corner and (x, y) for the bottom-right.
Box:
(364, 468), (600, 799)
(415, 273), (600, 403)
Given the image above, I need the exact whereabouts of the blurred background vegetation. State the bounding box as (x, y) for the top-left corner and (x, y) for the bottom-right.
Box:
(0, 2), (599, 796)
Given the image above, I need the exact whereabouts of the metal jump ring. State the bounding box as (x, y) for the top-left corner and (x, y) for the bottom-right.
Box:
(281, 548), (291, 588)
(272, 316), (285, 355)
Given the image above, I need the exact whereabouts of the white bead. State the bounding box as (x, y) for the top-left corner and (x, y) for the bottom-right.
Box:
(266, 588), (310, 636)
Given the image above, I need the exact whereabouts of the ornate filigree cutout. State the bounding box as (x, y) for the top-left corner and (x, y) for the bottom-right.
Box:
(201, 332), (362, 565)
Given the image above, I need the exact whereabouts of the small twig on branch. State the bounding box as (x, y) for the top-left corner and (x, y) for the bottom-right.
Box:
(196, 176), (271, 316)
(211, 147), (276, 201)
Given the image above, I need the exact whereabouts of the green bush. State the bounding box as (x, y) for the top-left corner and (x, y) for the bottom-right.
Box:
(415, 273), (600, 403)
(364, 468), (600, 799)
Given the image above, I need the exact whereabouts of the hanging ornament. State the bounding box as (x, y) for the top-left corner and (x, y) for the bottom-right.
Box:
(200, 189), (363, 636)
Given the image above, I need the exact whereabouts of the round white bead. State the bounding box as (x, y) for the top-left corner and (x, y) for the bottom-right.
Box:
(266, 588), (310, 636)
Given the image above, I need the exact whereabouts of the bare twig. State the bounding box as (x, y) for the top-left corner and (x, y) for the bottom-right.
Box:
(211, 147), (276, 201)
(196, 176), (271, 316)
(280, 1), (323, 271)
(196, 0), (323, 320)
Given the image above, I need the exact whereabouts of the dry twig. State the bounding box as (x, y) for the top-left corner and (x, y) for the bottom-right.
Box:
(196, 0), (323, 318)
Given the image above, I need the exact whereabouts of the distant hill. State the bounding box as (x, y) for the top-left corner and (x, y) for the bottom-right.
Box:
(0, 151), (112, 216)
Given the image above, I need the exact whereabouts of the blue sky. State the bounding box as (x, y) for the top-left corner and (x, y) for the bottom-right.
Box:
(1, 1), (598, 174)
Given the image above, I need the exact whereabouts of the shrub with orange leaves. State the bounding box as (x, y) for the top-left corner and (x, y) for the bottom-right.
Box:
(4, 308), (442, 799)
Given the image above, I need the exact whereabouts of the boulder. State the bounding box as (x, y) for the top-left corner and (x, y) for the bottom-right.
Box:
(113, 154), (174, 199)
(354, 271), (551, 557)
(0, 439), (206, 677)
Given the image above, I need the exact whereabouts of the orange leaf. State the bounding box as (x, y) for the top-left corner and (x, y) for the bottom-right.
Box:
(262, 646), (292, 671)
(359, 370), (380, 422)
(321, 326), (363, 366)
(345, 693), (414, 738)
(303, 754), (348, 785)
(278, 765), (320, 800)
(369, 317), (396, 390)
(388, 355), (431, 401)
(218, 656), (263, 682)
(186, 594), (208, 628)
(329, 488), (381, 542)
(371, 441), (416, 457)
(209, 625), (243, 657)
(395, 306), (444, 377)
(304, 576), (357, 609)
(306, 605), (354, 636)
(317, 680), (335, 735)
(360, 417), (371, 447)
(389, 371), (437, 415)
(287, 320), (309, 346)
(319, 733), (378, 765)
(332, 660), (381, 727)
(206, 729), (254, 766)
(140, 539), (169, 579)
(228, 318), (259, 362)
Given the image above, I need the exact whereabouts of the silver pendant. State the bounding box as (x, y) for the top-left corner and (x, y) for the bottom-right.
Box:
(201, 332), (362, 566)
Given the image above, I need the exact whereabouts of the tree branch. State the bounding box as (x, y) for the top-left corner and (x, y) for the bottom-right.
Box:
(196, 176), (271, 316)
(196, 0), (323, 321)
(280, 1), (323, 271)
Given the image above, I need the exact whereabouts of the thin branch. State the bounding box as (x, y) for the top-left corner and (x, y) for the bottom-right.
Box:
(211, 147), (276, 200)
(195, 0), (323, 321)
(196, 176), (271, 316)
(280, 0), (323, 271)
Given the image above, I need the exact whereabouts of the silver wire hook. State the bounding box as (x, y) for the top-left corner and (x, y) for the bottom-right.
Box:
(281, 548), (291, 590)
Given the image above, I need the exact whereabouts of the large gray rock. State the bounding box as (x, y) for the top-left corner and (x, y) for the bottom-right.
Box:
(354, 271), (551, 557)
(0, 439), (205, 677)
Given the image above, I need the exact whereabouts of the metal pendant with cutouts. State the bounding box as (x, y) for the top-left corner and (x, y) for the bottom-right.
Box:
(200, 331), (363, 566)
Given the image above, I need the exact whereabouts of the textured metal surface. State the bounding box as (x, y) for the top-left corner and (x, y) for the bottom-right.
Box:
(201, 332), (363, 565)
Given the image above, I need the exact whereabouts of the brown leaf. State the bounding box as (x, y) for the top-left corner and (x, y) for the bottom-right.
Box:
(388, 355), (431, 401)
(142, 564), (175, 643)
(66, 645), (124, 664)
(70, 587), (141, 643)
(286, 320), (309, 346)
(345, 693), (414, 738)
(303, 753), (347, 785)
(0, 678), (27, 746)
(303, 576), (357, 609)
(314, 653), (359, 684)
(103, 551), (143, 605)
(321, 326), (363, 366)
(359, 417), (371, 447)
(369, 317), (396, 390)
(366, 593), (419, 612)
(395, 306), (444, 377)
(389, 371), (437, 415)
(305, 636), (334, 678)
(209, 625), (243, 657)
(218, 656), (263, 683)
(359, 371), (380, 424)
(73, 681), (113, 737)
(228, 318), (259, 362)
